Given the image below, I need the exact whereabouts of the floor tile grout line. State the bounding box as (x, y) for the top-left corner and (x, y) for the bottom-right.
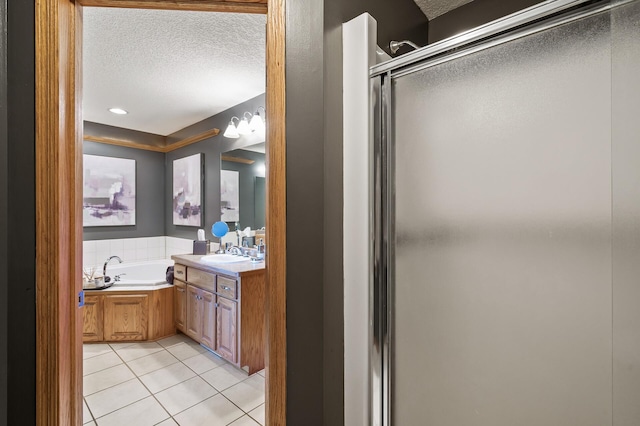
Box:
(83, 396), (97, 425)
(84, 336), (265, 426)
(115, 347), (176, 422)
(87, 378), (153, 421)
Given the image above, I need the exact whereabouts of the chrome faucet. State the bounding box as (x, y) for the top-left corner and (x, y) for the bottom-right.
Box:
(103, 255), (123, 279)
(227, 246), (243, 256)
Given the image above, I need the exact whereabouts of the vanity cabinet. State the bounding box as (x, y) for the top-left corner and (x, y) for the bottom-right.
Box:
(186, 285), (215, 349)
(215, 295), (238, 363)
(173, 259), (265, 374)
(82, 287), (174, 343)
(174, 280), (187, 333)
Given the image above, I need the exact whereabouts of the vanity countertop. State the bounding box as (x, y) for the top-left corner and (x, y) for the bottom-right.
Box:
(171, 254), (265, 278)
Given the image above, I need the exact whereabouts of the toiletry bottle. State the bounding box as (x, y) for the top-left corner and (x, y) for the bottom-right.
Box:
(257, 238), (265, 260)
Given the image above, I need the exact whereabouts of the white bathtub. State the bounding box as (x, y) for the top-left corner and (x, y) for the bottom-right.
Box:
(106, 259), (174, 287)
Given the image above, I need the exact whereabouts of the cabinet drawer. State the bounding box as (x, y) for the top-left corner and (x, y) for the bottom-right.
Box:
(187, 267), (215, 292)
(174, 264), (187, 280)
(217, 276), (237, 300)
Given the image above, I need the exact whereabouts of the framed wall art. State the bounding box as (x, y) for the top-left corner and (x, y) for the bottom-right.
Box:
(220, 169), (240, 223)
(173, 153), (203, 226)
(83, 154), (136, 227)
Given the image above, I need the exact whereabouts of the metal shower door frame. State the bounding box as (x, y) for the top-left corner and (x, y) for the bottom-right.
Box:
(370, 0), (618, 424)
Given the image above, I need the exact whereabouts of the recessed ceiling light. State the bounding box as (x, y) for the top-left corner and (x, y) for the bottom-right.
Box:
(108, 108), (128, 115)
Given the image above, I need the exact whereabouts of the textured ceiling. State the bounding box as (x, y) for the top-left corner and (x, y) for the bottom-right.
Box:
(83, 8), (266, 136)
(414, 0), (475, 20)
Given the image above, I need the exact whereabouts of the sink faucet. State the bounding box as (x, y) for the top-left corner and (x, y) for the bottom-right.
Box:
(227, 246), (243, 256)
(103, 255), (123, 279)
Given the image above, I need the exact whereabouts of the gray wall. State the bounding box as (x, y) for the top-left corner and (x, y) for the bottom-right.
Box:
(0, 0), (37, 424)
(221, 150), (266, 230)
(0, 0), (8, 422)
(428, 0), (543, 43)
(318, 1), (429, 425)
(165, 94), (265, 240)
(83, 141), (166, 240)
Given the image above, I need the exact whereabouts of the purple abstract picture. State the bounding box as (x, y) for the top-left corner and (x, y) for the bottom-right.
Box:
(83, 154), (136, 226)
(173, 153), (203, 226)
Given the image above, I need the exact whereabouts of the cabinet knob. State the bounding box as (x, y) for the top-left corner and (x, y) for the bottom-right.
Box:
(222, 286), (231, 291)
(214, 303), (219, 308)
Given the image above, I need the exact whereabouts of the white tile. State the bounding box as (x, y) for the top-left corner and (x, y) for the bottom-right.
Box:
(149, 246), (165, 260)
(127, 350), (179, 376)
(85, 378), (150, 419)
(148, 236), (165, 248)
(83, 351), (123, 376)
(200, 364), (248, 392)
(84, 422), (96, 426)
(95, 240), (110, 252)
(136, 238), (149, 250)
(154, 376), (217, 415)
(221, 375), (265, 412)
(182, 351), (226, 375)
(138, 362), (196, 394)
(83, 364), (135, 396)
(157, 333), (193, 349)
(257, 369), (265, 378)
(109, 239), (124, 255)
(173, 394), (243, 426)
(123, 248), (137, 262)
(114, 342), (163, 362)
(248, 403), (265, 425)
(155, 419), (178, 426)
(83, 399), (93, 424)
(136, 248), (149, 262)
(93, 396), (169, 426)
(229, 415), (260, 426)
(83, 252), (97, 270)
(83, 240), (97, 253)
(96, 251), (111, 266)
(83, 344), (113, 360)
(165, 341), (206, 361)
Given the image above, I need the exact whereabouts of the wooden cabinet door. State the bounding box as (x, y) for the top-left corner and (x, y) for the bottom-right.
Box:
(200, 289), (215, 350)
(174, 280), (187, 333)
(215, 296), (237, 363)
(103, 294), (148, 341)
(83, 295), (104, 342)
(186, 285), (201, 341)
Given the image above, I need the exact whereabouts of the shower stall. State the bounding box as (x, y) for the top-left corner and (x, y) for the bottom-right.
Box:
(371, 0), (640, 424)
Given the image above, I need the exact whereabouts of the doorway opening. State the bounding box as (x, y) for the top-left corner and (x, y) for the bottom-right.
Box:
(34, 0), (285, 425)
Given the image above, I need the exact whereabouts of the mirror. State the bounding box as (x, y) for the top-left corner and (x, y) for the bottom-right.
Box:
(220, 142), (266, 232)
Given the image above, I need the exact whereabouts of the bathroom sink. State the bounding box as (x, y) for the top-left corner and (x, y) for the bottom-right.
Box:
(200, 254), (248, 264)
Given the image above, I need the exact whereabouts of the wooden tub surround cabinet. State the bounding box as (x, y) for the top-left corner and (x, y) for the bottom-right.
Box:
(172, 254), (266, 375)
(82, 286), (175, 342)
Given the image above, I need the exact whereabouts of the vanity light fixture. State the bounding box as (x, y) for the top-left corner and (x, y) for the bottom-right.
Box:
(108, 107), (128, 115)
(249, 106), (266, 133)
(223, 117), (241, 139)
(222, 108), (266, 138)
(236, 112), (253, 135)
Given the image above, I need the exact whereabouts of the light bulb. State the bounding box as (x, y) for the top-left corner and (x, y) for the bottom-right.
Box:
(223, 120), (240, 138)
(249, 113), (264, 133)
(236, 117), (252, 135)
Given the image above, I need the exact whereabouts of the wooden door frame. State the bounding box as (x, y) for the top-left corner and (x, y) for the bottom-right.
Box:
(34, 0), (286, 424)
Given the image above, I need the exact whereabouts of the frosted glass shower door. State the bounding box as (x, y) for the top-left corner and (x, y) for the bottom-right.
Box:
(388, 10), (613, 426)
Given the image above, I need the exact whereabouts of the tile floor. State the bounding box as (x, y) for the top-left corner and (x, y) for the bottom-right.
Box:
(83, 333), (265, 426)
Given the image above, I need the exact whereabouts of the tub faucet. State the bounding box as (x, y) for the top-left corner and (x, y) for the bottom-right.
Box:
(103, 255), (123, 279)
